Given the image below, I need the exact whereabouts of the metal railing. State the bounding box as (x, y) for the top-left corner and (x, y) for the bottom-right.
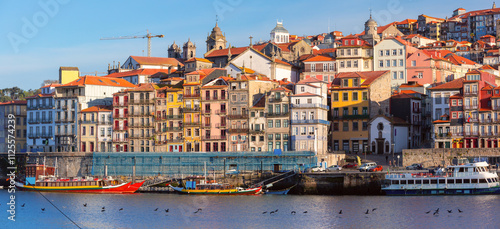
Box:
(202, 135), (227, 141)
(290, 119), (330, 125)
(290, 103), (329, 110)
(266, 112), (290, 117)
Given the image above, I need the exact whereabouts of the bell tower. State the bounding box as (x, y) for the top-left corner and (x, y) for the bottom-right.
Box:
(206, 17), (227, 52)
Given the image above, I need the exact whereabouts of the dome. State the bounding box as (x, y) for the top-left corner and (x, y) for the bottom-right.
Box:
(169, 41), (179, 49)
(210, 22), (223, 37)
(271, 21), (289, 34)
(365, 16), (377, 26)
(324, 33), (334, 43)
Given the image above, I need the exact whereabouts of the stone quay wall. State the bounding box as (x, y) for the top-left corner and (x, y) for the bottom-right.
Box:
(402, 148), (500, 168)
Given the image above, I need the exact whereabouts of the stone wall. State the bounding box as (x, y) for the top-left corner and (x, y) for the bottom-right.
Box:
(24, 152), (93, 177)
(402, 148), (500, 167)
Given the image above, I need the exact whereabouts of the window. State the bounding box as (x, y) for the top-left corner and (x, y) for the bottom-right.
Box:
(352, 92), (358, 101)
(386, 60), (391, 67)
(392, 59), (397, 67)
(323, 64), (328, 71)
(399, 71), (404, 79)
(362, 107), (368, 115)
(362, 122), (368, 130)
(353, 60), (358, 68)
(399, 49), (403, 55)
(343, 92), (349, 101)
(353, 122), (359, 131)
(333, 93), (339, 101)
(399, 59), (404, 66)
(311, 64), (316, 72)
(354, 49), (358, 55)
(362, 92), (368, 101)
(393, 71), (397, 80)
(275, 120), (281, 128)
(268, 120), (273, 128)
(380, 50), (384, 56)
(268, 134), (273, 140)
(343, 79), (349, 87)
(353, 78), (359, 87)
(417, 72), (423, 78)
(411, 60), (416, 66)
(275, 134), (281, 140)
(392, 49), (397, 56)
(346, 61), (351, 68)
(353, 107), (358, 115)
(343, 108), (349, 116)
(379, 60), (383, 67)
(435, 94), (442, 104)
(340, 61), (345, 68)
(385, 50), (390, 56)
(283, 120), (288, 128)
(343, 122), (349, 131)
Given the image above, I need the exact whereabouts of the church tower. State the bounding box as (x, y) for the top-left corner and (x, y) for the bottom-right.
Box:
(206, 21), (227, 52)
(361, 13), (381, 45)
(168, 41), (182, 58)
(270, 21), (289, 44)
(183, 38), (196, 60)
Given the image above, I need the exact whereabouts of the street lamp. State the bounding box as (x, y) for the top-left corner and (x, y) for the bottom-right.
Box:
(391, 143), (395, 168)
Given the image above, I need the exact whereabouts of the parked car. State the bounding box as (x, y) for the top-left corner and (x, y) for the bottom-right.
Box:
(369, 165), (383, 172)
(359, 162), (377, 172)
(309, 166), (325, 172)
(342, 163), (358, 169)
(326, 165), (342, 171)
(406, 163), (423, 170)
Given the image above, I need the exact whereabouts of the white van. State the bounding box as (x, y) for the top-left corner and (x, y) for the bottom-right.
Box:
(359, 162), (377, 172)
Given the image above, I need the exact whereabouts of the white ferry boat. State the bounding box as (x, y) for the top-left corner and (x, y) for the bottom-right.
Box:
(382, 162), (500, 195)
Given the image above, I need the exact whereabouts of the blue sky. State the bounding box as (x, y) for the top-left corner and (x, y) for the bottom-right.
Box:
(0, 0), (494, 90)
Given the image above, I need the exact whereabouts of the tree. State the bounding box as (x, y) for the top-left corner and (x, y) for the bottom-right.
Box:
(41, 79), (59, 87)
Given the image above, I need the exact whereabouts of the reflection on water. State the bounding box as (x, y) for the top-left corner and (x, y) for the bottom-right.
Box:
(1, 191), (500, 228)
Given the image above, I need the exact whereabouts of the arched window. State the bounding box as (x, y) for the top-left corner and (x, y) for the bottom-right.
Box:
(190, 51), (193, 58)
(219, 46), (223, 49)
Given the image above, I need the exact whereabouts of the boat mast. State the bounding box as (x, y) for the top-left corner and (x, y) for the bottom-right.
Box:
(204, 161), (207, 184)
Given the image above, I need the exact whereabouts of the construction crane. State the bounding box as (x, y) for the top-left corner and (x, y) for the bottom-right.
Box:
(100, 30), (164, 57)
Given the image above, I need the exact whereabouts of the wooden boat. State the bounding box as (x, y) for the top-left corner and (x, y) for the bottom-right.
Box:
(16, 164), (144, 194)
(16, 177), (144, 194)
(169, 183), (262, 195)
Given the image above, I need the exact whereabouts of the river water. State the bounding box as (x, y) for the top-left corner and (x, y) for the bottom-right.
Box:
(1, 190), (499, 229)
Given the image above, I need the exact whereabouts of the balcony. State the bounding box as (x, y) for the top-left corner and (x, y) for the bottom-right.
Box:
(183, 107), (201, 113)
(464, 104), (478, 110)
(464, 131), (479, 136)
(216, 123), (227, 129)
(55, 118), (73, 123)
(479, 119), (492, 124)
(28, 119), (40, 124)
(114, 138), (129, 143)
(184, 93), (200, 98)
(202, 109), (212, 115)
(249, 129), (265, 134)
(228, 113), (249, 119)
(266, 112), (290, 117)
(41, 132), (53, 138)
(435, 133), (451, 139)
(129, 123), (153, 128)
(290, 103), (329, 110)
(129, 99), (154, 105)
(494, 106), (500, 111)
(215, 110), (227, 115)
(162, 126), (183, 132)
(129, 135), (151, 139)
(113, 126), (128, 131)
(165, 115), (183, 119)
(80, 120), (97, 124)
(166, 138), (184, 143)
(28, 133), (39, 139)
(99, 121), (112, 125)
(202, 135), (227, 141)
(335, 114), (369, 120)
(41, 119), (53, 124)
(56, 132), (76, 137)
(290, 119), (330, 125)
(228, 127), (249, 133)
(268, 97), (284, 103)
(202, 123), (211, 129)
(113, 101), (128, 107)
(114, 114), (127, 119)
(184, 122), (201, 127)
(129, 112), (152, 117)
(464, 91), (478, 96)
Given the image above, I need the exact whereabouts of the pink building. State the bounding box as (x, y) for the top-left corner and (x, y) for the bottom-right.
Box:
(406, 49), (453, 85)
(200, 77), (230, 152)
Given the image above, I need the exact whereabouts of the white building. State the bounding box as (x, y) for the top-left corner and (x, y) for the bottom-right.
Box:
(374, 37), (417, 90)
(54, 76), (136, 152)
(368, 115), (409, 155)
(290, 77), (329, 155)
(26, 84), (59, 152)
(270, 21), (289, 44)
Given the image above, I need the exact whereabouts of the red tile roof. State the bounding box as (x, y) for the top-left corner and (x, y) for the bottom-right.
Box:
(41, 83), (61, 88)
(204, 44), (267, 58)
(428, 78), (465, 90)
(297, 77), (323, 84)
(397, 19), (417, 25)
(0, 100), (27, 105)
(334, 71), (389, 86)
(130, 56), (184, 67)
(313, 48), (336, 55)
(26, 93), (54, 99)
(60, 76), (137, 88)
(105, 69), (172, 78)
(127, 83), (160, 91)
(81, 105), (112, 113)
(290, 92), (321, 97)
(185, 57), (213, 63)
(446, 54), (478, 65)
(400, 90), (425, 95)
(303, 55), (335, 62)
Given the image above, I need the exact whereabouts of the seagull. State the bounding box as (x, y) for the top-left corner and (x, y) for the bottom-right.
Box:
(447, 210), (452, 213)
(154, 208), (158, 211)
(425, 210), (432, 214)
(262, 211), (267, 214)
(119, 208), (123, 211)
(372, 208), (377, 212)
(433, 208), (439, 215)
(339, 210), (343, 214)
(21, 203), (25, 207)
(365, 209), (370, 214)
(194, 209), (201, 214)
(165, 209), (169, 213)
(197, 208), (202, 212)
(41, 208), (45, 212)
(101, 209), (105, 212)
(275, 209), (279, 212)
(270, 211), (275, 214)
(458, 209), (463, 213)
(291, 211), (296, 215)
(102, 207), (105, 210)
(83, 203), (87, 207)
(303, 211), (308, 214)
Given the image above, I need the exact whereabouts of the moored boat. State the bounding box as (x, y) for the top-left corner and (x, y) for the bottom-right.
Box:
(169, 183), (261, 195)
(382, 161), (500, 195)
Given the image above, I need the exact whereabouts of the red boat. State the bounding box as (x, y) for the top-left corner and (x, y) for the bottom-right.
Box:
(15, 164), (144, 194)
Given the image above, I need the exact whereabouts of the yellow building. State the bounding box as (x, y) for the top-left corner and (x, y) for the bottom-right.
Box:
(183, 71), (203, 152)
(155, 86), (184, 152)
(331, 71), (391, 153)
(59, 67), (79, 84)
